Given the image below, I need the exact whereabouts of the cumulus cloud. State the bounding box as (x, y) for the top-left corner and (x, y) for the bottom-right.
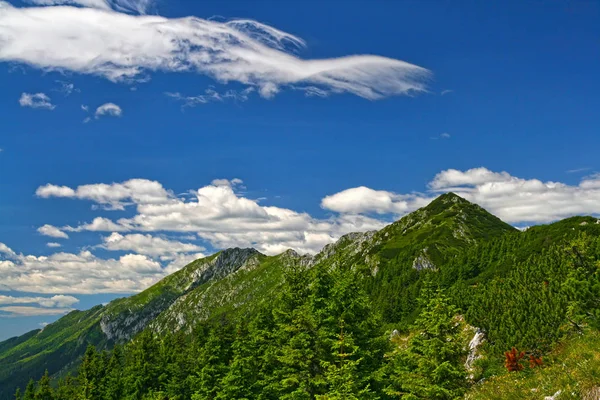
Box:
(36, 179), (171, 210)
(0, 243), (166, 294)
(0, 2), (430, 99)
(37, 178), (386, 255)
(101, 232), (205, 258)
(321, 186), (430, 215)
(37, 224), (69, 239)
(10, 168), (600, 298)
(0, 294), (79, 307)
(322, 167), (600, 224)
(47, 242), (62, 248)
(95, 103), (122, 118)
(0, 306), (75, 317)
(18, 92), (55, 109)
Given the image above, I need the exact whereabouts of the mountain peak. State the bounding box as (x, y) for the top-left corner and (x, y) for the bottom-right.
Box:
(426, 192), (470, 208)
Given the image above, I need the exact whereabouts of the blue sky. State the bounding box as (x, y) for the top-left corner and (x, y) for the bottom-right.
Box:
(0, 0), (599, 340)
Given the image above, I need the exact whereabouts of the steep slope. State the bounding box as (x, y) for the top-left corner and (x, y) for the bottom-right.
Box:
(0, 248), (263, 399)
(0, 193), (522, 398)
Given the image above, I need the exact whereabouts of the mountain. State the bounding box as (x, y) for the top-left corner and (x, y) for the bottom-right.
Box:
(0, 193), (586, 399)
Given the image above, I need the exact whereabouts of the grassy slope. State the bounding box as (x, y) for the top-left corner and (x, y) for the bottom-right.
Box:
(467, 330), (600, 399)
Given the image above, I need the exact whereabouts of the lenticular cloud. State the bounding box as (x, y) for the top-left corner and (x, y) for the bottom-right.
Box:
(0, 1), (430, 99)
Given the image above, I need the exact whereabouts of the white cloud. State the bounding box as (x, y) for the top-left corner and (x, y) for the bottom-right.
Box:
(18, 92), (55, 109)
(25, 0), (154, 14)
(36, 179), (171, 210)
(47, 242), (62, 248)
(37, 224), (69, 239)
(54, 80), (78, 96)
(0, 3), (430, 99)
(0, 243), (168, 294)
(322, 167), (600, 224)
(321, 186), (430, 215)
(0, 294), (79, 307)
(566, 167), (591, 174)
(430, 132), (451, 140)
(0, 306), (74, 317)
(166, 87), (254, 107)
(95, 103), (122, 118)
(36, 178), (386, 255)
(101, 232), (204, 258)
(11, 168), (600, 297)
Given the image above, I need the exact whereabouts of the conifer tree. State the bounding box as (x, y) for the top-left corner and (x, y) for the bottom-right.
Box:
(317, 320), (378, 400)
(385, 288), (467, 399)
(190, 321), (234, 400)
(22, 380), (36, 400)
(35, 370), (53, 400)
(102, 345), (123, 400)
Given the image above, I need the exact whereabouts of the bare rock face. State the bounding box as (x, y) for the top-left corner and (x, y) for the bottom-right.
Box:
(100, 248), (260, 342)
(465, 328), (485, 378)
(412, 250), (436, 271)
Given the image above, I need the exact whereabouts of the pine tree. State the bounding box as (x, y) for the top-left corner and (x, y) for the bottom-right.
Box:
(22, 380), (36, 400)
(79, 345), (104, 400)
(317, 320), (378, 400)
(190, 321), (234, 400)
(55, 375), (78, 400)
(14, 388), (22, 400)
(385, 288), (467, 399)
(35, 370), (53, 400)
(103, 345), (124, 400)
(564, 235), (600, 330)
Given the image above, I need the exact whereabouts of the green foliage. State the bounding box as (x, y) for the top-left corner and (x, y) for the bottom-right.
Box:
(384, 288), (468, 399)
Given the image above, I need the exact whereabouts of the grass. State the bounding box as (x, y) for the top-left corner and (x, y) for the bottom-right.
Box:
(466, 330), (600, 399)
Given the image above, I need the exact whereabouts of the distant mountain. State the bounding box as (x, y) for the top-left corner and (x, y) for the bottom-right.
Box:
(2, 193), (597, 399)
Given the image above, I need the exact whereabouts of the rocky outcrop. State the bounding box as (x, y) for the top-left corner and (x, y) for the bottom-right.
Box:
(100, 248), (261, 342)
(465, 328), (485, 376)
(412, 250), (436, 271)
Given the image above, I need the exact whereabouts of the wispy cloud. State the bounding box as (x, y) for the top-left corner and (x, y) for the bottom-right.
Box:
(430, 132), (451, 140)
(440, 89), (453, 96)
(25, 0), (155, 14)
(0, 2), (430, 100)
(566, 167), (592, 174)
(19, 92), (55, 109)
(166, 87), (254, 107)
(54, 80), (79, 96)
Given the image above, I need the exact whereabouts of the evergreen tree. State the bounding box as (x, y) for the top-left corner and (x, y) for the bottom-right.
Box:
(215, 322), (257, 400)
(55, 375), (78, 400)
(190, 321), (234, 400)
(22, 380), (36, 400)
(35, 370), (53, 400)
(79, 345), (105, 400)
(385, 288), (467, 399)
(564, 235), (600, 330)
(317, 320), (378, 400)
(102, 345), (123, 400)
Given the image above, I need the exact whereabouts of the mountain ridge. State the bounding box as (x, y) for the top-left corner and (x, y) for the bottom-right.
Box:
(0, 193), (554, 399)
